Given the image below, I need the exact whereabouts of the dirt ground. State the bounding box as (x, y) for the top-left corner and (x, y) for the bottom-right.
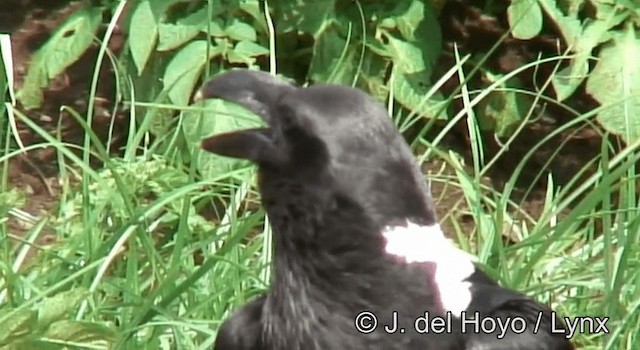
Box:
(2, 0), (607, 243)
(3, 0), (129, 247)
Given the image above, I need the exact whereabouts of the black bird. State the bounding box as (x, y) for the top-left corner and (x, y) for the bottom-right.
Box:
(195, 69), (574, 350)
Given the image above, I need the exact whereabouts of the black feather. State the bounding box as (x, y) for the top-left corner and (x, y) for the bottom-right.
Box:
(196, 69), (574, 350)
(213, 295), (265, 350)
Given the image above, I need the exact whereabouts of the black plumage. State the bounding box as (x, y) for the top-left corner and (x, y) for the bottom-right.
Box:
(196, 69), (574, 350)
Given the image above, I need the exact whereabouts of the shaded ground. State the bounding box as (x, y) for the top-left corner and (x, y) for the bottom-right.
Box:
(3, 0), (128, 248)
(3, 0), (607, 244)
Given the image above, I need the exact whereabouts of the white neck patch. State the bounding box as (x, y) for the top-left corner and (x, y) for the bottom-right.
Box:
(381, 221), (476, 316)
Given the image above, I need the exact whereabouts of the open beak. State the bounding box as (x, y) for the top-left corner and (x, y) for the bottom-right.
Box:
(193, 69), (295, 165)
(192, 69), (295, 123)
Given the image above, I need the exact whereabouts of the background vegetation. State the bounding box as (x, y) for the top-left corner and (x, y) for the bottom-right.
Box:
(1, 0), (639, 349)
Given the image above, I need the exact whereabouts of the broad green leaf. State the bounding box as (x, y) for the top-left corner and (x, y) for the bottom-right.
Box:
(239, 0), (264, 23)
(308, 24), (357, 85)
(156, 7), (210, 52)
(576, 13), (620, 51)
(538, 0), (582, 47)
(392, 69), (446, 119)
(225, 20), (257, 41)
(381, 0), (441, 70)
(374, 0), (442, 118)
(550, 12), (616, 101)
(394, 0), (428, 42)
(37, 288), (90, 325)
(379, 18), (397, 30)
(43, 320), (116, 344)
(384, 33), (428, 73)
(592, 0), (617, 21)
(558, 0), (586, 16)
(183, 98), (264, 178)
(130, 1), (158, 75)
(4, 340), (71, 350)
(234, 41), (269, 57)
(228, 41), (270, 65)
(355, 51), (391, 102)
(201, 20), (225, 37)
(384, 33), (440, 117)
(41, 8), (102, 79)
(586, 27), (640, 142)
(364, 38), (393, 59)
(16, 7), (102, 109)
(476, 75), (532, 136)
(272, 0), (336, 37)
(157, 23), (201, 51)
(179, 6), (209, 26)
(551, 60), (589, 101)
(309, 24), (389, 102)
(0, 308), (37, 345)
(164, 40), (221, 106)
(148, 0), (186, 15)
(507, 0), (543, 40)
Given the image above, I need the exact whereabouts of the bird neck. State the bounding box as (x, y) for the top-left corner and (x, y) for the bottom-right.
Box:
(259, 176), (385, 288)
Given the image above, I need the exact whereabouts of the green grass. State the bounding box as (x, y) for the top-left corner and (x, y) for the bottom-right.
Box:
(2, 8), (640, 350)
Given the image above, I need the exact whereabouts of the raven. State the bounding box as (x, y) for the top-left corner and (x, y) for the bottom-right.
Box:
(195, 69), (574, 350)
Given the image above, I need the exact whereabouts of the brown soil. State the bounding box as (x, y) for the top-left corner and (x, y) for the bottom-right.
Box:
(3, 0), (608, 246)
(3, 0), (128, 249)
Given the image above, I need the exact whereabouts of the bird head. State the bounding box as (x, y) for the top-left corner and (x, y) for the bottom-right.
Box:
(194, 69), (437, 230)
(198, 70), (575, 350)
